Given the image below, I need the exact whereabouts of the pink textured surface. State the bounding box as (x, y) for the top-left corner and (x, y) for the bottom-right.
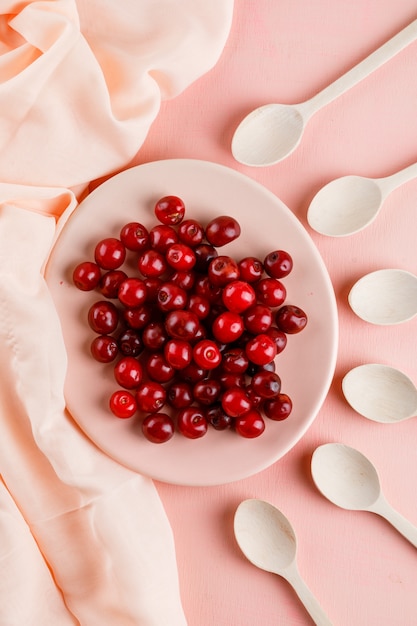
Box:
(134, 2), (417, 624)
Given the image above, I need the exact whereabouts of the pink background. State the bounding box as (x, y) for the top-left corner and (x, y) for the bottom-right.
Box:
(133, 2), (417, 624)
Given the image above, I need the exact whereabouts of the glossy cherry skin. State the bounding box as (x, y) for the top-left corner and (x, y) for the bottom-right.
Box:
(243, 304), (273, 334)
(264, 249), (293, 278)
(109, 390), (137, 418)
(117, 329), (143, 356)
(212, 311), (244, 343)
(88, 300), (119, 334)
(205, 404), (233, 430)
(166, 243), (196, 271)
(122, 303), (152, 330)
(221, 386), (251, 417)
(177, 407), (208, 439)
(164, 339), (193, 369)
(205, 215), (241, 247)
(222, 280), (256, 313)
(73, 261), (101, 291)
(220, 347), (249, 373)
(208, 256), (240, 287)
(234, 409), (265, 438)
(94, 237), (126, 270)
(100, 270), (128, 299)
(120, 222), (149, 251)
(137, 249), (167, 277)
(256, 278), (286, 307)
(167, 381), (193, 409)
(194, 243), (218, 272)
(245, 333), (277, 366)
(135, 381), (166, 413)
(264, 393), (293, 420)
(265, 326), (287, 354)
(177, 219), (204, 246)
(90, 335), (119, 363)
(145, 352), (175, 383)
(156, 282), (187, 312)
(114, 356), (143, 389)
(154, 195), (185, 225)
(165, 310), (200, 340)
(193, 379), (222, 406)
(118, 277), (147, 308)
(142, 413), (175, 443)
(275, 305), (308, 334)
(193, 339), (222, 369)
(142, 321), (168, 351)
(238, 257), (264, 283)
(251, 370), (281, 399)
(149, 224), (178, 253)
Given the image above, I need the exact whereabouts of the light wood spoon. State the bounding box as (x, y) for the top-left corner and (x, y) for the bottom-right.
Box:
(311, 443), (417, 548)
(307, 162), (417, 236)
(348, 268), (417, 325)
(342, 363), (417, 423)
(234, 499), (333, 625)
(232, 19), (417, 166)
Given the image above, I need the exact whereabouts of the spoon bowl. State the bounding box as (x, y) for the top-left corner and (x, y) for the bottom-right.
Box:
(234, 499), (332, 625)
(348, 269), (417, 325)
(311, 443), (417, 547)
(307, 162), (417, 236)
(342, 364), (417, 423)
(231, 104), (305, 167)
(232, 20), (417, 166)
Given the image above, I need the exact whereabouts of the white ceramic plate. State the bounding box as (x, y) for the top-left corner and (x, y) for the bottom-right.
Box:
(45, 159), (338, 486)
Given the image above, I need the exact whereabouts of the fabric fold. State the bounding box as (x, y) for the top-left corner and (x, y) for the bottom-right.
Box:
(0, 1), (234, 622)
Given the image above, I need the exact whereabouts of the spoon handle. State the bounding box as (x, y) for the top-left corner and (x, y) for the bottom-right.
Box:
(378, 161), (417, 197)
(303, 19), (417, 116)
(374, 497), (417, 548)
(285, 564), (333, 626)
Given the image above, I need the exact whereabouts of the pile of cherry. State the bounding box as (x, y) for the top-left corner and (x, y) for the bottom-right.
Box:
(72, 195), (307, 443)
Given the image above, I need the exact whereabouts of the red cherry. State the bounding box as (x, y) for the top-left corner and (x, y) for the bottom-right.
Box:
(177, 219), (205, 246)
(193, 379), (222, 406)
(275, 305), (308, 334)
(221, 386), (251, 417)
(94, 237), (126, 270)
(109, 390), (137, 418)
(208, 255), (240, 287)
(120, 222), (149, 251)
(263, 249), (293, 278)
(205, 215), (241, 247)
(90, 335), (119, 363)
(238, 257), (264, 283)
(212, 311), (244, 343)
(145, 352), (175, 383)
(73, 261), (101, 291)
(137, 249), (167, 277)
(243, 304), (273, 334)
(264, 393), (293, 420)
(177, 407), (208, 439)
(164, 339), (193, 369)
(256, 278), (286, 307)
(166, 243), (196, 271)
(136, 381), (166, 413)
(154, 195), (185, 225)
(251, 370), (281, 399)
(245, 333), (277, 366)
(114, 356), (143, 389)
(167, 381), (193, 409)
(234, 409), (265, 438)
(193, 339), (222, 369)
(222, 280), (256, 313)
(142, 413), (175, 443)
(100, 270), (128, 299)
(156, 282), (187, 312)
(149, 224), (178, 253)
(118, 277), (147, 308)
(88, 300), (119, 334)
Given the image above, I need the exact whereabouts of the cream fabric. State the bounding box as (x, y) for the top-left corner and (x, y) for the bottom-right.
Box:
(0, 2), (233, 624)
